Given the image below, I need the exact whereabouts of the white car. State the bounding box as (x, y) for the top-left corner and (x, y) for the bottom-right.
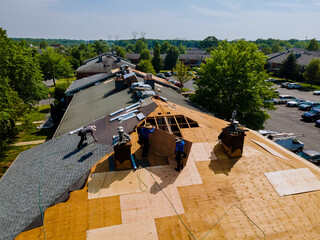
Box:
(286, 99), (309, 107)
(287, 83), (302, 89)
(313, 90), (320, 95)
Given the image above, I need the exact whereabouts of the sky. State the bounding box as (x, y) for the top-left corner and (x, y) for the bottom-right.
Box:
(0, 0), (320, 41)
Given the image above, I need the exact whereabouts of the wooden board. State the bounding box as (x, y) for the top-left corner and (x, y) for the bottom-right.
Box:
(265, 168), (320, 197)
(189, 142), (217, 161)
(251, 139), (288, 160)
(87, 220), (158, 240)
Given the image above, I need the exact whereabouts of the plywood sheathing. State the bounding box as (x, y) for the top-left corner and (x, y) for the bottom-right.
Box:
(16, 188), (121, 240)
(88, 169), (149, 199)
(265, 168), (320, 197)
(251, 139), (289, 160)
(87, 219), (159, 240)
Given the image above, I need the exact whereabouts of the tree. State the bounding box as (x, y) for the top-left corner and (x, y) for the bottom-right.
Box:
(304, 59), (320, 88)
(163, 46), (180, 70)
(0, 28), (47, 105)
(306, 38), (319, 51)
(173, 61), (193, 87)
(199, 36), (219, 49)
(39, 48), (73, 86)
(115, 46), (126, 58)
(134, 39), (147, 53)
(92, 40), (109, 54)
(279, 53), (299, 80)
(160, 41), (171, 54)
(126, 43), (135, 53)
(139, 49), (151, 61)
(152, 42), (162, 73)
(40, 40), (48, 49)
(178, 43), (187, 54)
(271, 43), (284, 53)
(138, 60), (156, 75)
(191, 40), (276, 130)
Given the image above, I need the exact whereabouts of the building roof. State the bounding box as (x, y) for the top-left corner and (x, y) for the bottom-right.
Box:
(0, 133), (112, 239)
(65, 73), (113, 96)
(5, 66), (320, 239)
(76, 53), (135, 75)
(268, 49), (320, 66)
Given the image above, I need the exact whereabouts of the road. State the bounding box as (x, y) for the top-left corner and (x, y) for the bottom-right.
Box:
(264, 84), (320, 152)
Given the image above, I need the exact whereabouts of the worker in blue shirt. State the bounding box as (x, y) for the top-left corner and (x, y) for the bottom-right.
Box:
(174, 137), (185, 172)
(139, 122), (155, 157)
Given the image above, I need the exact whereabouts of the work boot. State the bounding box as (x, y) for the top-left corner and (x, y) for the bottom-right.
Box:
(175, 167), (180, 172)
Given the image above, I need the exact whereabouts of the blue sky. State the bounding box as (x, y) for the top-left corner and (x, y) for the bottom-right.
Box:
(1, 0), (320, 40)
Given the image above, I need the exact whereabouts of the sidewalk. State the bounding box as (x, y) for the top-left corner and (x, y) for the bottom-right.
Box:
(14, 140), (46, 146)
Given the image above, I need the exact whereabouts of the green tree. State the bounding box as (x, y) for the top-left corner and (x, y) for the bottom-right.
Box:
(160, 41), (171, 54)
(92, 40), (109, 54)
(40, 40), (48, 49)
(115, 46), (126, 58)
(39, 48), (73, 86)
(0, 76), (27, 150)
(306, 38), (319, 51)
(139, 49), (151, 61)
(163, 46), (180, 70)
(138, 60), (156, 75)
(126, 43), (135, 53)
(303, 59), (320, 88)
(152, 42), (162, 73)
(279, 53), (299, 80)
(199, 36), (219, 49)
(191, 40), (276, 130)
(0, 28), (47, 104)
(134, 39), (148, 53)
(271, 43), (284, 53)
(173, 61), (193, 87)
(178, 43), (187, 54)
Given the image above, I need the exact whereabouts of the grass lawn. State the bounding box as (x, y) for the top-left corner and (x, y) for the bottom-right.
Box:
(271, 77), (320, 90)
(26, 105), (51, 122)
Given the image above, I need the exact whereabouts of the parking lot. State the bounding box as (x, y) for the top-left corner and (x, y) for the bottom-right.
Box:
(264, 84), (320, 152)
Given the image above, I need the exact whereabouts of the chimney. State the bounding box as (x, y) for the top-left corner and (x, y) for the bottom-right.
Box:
(115, 74), (125, 91)
(98, 54), (102, 63)
(145, 73), (155, 89)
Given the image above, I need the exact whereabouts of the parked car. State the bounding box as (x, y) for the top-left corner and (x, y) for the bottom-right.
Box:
(264, 99), (277, 104)
(286, 99), (309, 107)
(281, 82), (290, 88)
(297, 150), (320, 165)
(258, 130), (278, 136)
(174, 81), (184, 88)
(274, 138), (304, 153)
(298, 102), (320, 111)
(276, 95), (296, 104)
(265, 78), (276, 82)
(315, 119), (320, 127)
(287, 83), (302, 89)
(301, 108), (320, 122)
(163, 72), (172, 77)
(313, 90), (320, 95)
(156, 73), (166, 79)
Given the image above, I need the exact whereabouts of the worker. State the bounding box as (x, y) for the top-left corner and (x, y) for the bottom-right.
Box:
(139, 122), (155, 157)
(77, 125), (97, 149)
(174, 137), (185, 172)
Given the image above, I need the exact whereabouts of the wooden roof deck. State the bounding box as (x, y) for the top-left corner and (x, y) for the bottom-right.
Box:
(17, 99), (320, 239)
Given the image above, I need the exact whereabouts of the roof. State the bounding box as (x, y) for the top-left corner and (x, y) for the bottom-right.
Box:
(268, 49), (320, 66)
(6, 67), (320, 239)
(54, 78), (141, 137)
(15, 98), (320, 239)
(0, 133), (112, 239)
(76, 53), (135, 75)
(65, 73), (113, 96)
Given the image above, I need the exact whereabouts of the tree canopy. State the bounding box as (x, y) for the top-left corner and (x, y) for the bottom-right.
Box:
(139, 49), (151, 61)
(39, 48), (73, 85)
(279, 53), (299, 80)
(199, 36), (219, 49)
(163, 46), (180, 70)
(191, 40), (276, 130)
(304, 59), (320, 88)
(115, 46), (126, 58)
(173, 61), (193, 87)
(160, 41), (171, 54)
(152, 42), (162, 73)
(134, 39), (148, 53)
(138, 59), (156, 75)
(306, 38), (319, 51)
